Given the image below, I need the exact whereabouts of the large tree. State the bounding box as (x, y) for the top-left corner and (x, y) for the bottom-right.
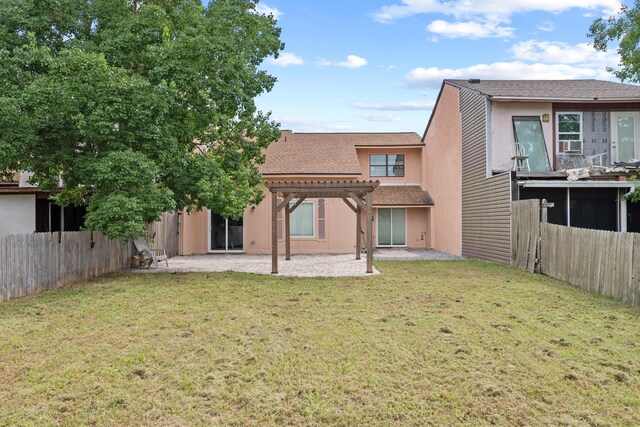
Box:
(0, 0), (283, 239)
(589, 1), (640, 82)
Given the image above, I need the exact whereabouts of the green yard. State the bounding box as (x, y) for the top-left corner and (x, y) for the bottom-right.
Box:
(1, 261), (639, 426)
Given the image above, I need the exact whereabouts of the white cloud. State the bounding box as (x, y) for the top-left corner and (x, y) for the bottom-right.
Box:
(427, 18), (514, 38)
(268, 52), (304, 67)
(275, 117), (360, 133)
(353, 100), (435, 110)
(255, 3), (282, 19)
(317, 55), (368, 69)
(373, 0), (621, 24)
(405, 61), (614, 87)
(537, 21), (555, 32)
(337, 55), (368, 69)
(360, 113), (402, 122)
(510, 40), (618, 66)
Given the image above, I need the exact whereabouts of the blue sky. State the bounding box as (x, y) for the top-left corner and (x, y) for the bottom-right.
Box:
(253, 0), (626, 135)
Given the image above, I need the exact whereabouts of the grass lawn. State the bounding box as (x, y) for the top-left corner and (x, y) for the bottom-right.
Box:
(1, 260), (640, 426)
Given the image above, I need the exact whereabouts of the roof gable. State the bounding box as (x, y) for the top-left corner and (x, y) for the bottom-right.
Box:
(260, 131), (422, 176)
(446, 79), (640, 101)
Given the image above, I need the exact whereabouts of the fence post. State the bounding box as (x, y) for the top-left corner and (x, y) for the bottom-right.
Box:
(536, 199), (554, 273)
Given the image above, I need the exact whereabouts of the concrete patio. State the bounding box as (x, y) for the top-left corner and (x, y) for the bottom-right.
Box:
(132, 249), (461, 277)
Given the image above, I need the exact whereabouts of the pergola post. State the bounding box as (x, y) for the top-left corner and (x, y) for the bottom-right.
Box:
(266, 181), (379, 275)
(366, 190), (373, 274)
(285, 200), (291, 260)
(355, 205), (361, 260)
(271, 190), (278, 274)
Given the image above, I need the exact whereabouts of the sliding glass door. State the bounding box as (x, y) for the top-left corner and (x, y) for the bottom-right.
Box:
(209, 211), (244, 252)
(377, 208), (406, 246)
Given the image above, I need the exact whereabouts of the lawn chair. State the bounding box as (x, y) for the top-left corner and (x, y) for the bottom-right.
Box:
(133, 238), (169, 268)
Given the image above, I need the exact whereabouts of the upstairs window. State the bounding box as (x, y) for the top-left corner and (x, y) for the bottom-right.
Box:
(512, 116), (551, 172)
(557, 113), (583, 153)
(370, 154), (405, 177)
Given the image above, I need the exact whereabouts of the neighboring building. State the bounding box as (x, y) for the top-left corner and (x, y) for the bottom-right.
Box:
(0, 172), (85, 236)
(424, 79), (640, 264)
(179, 131), (434, 255)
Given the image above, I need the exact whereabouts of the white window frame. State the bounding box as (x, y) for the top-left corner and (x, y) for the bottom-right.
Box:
(376, 208), (407, 247)
(369, 154), (405, 177)
(289, 200), (315, 238)
(556, 112), (583, 154)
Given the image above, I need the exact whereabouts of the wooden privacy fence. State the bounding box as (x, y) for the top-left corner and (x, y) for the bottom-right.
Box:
(146, 212), (179, 257)
(0, 232), (132, 302)
(511, 199), (640, 307)
(511, 199), (540, 273)
(540, 223), (640, 307)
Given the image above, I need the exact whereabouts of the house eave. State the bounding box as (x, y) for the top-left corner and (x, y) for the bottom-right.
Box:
(491, 96), (640, 102)
(517, 180), (635, 188)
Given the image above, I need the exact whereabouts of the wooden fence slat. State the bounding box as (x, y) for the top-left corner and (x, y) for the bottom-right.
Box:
(514, 200), (640, 308)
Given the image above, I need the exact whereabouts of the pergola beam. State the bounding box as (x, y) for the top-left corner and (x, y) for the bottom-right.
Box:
(341, 197), (357, 213)
(266, 180), (380, 275)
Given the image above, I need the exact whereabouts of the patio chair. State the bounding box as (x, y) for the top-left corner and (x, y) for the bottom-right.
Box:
(133, 238), (169, 268)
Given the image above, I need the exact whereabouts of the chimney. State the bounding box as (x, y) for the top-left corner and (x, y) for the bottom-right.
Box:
(468, 79), (481, 84)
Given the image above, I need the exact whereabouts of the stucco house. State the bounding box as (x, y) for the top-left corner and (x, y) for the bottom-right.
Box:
(179, 131), (434, 255)
(424, 79), (640, 265)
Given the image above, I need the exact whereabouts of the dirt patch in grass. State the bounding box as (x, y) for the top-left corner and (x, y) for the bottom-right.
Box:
(1, 261), (639, 425)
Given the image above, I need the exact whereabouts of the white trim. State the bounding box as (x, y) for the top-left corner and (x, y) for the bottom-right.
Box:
(556, 112), (583, 154)
(611, 111), (640, 163)
(207, 210), (244, 253)
(376, 207), (407, 247)
(378, 182), (421, 186)
(486, 98), (493, 178)
(492, 96), (640, 102)
(289, 200), (315, 239)
(518, 180), (634, 188)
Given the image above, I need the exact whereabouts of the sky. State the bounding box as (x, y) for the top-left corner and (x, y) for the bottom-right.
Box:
(252, 0), (627, 135)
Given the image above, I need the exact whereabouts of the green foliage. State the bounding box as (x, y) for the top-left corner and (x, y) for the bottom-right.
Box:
(588, 1), (640, 82)
(622, 175), (640, 203)
(0, 0), (283, 239)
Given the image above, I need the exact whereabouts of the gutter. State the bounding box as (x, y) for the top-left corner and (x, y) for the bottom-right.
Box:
(517, 180), (635, 189)
(491, 96), (640, 102)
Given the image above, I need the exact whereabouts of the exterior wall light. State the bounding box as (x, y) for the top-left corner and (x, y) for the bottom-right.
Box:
(542, 114), (550, 122)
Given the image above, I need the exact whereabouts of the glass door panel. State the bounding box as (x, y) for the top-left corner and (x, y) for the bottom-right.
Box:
(210, 212), (226, 251)
(377, 209), (392, 245)
(392, 209), (406, 245)
(227, 217), (244, 251)
(612, 112), (639, 163)
(377, 208), (405, 246)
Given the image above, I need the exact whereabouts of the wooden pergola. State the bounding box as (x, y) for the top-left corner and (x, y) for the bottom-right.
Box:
(265, 180), (380, 274)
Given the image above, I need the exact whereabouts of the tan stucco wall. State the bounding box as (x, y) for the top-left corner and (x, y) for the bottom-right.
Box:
(246, 188), (358, 254)
(179, 148), (432, 255)
(491, 102), (553, 172)
(424, 83), (463, 255)
(179, 208), (209, 255)
(179, 193), (432, 254)
(357, 147), (423, 184)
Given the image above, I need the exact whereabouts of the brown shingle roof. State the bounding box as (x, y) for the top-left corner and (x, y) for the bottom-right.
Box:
(372, 185), (434, 206)
(447, 79), (640, 101)
(260, 131), (422, 176)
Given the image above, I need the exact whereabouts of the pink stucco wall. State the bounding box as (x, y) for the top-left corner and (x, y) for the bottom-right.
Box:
(357, 147), (423, 184)
(179, 187), (432, 255)
(178, 142), (432, 255)
(423, 83), (463, 255)
(491, 102), (553, 172)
